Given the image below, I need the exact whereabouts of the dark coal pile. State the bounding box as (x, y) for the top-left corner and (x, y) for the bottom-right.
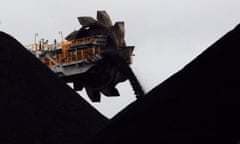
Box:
(0, 32), (109, 144)
(88, 24), (240, 144)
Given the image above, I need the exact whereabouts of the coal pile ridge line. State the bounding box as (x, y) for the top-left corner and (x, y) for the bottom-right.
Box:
(88, 24), (240, 144)
(1, 22), (240, 144)
(0, 31), (109, 144)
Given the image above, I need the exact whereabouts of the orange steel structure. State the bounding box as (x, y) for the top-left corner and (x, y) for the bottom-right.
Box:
(26, 36), (102, 67)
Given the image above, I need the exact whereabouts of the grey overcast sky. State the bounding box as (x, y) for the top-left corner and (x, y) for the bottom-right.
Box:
(1, 0), (240, 118)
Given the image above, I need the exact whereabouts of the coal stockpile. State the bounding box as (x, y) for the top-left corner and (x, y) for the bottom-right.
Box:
(0, 32), (109, 144)
(89, 24), (240, 144)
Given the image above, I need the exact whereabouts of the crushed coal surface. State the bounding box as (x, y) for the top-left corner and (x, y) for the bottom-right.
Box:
(88, 24), (240, 144)
(0, 31), (109, 144)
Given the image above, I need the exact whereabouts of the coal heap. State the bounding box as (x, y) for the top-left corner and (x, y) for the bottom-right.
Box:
(0, 32), (109, 144)
(89, 24), (240, 144)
